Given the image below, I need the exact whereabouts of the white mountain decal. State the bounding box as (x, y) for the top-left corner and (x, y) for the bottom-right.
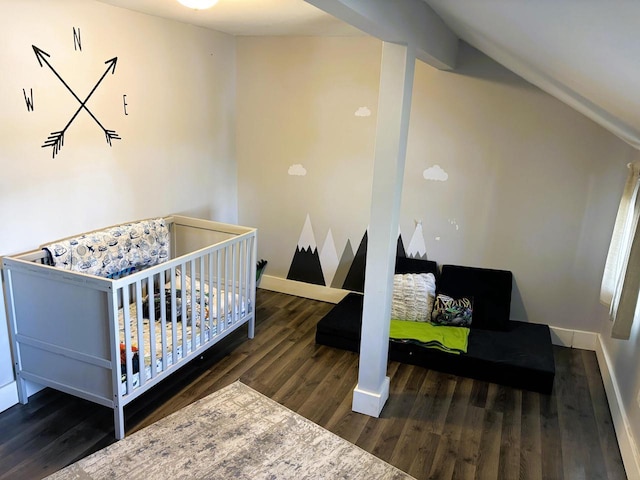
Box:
(297, 214), (317, 251)
(320, 229), (339, 287)
(407, 221), (427, 259)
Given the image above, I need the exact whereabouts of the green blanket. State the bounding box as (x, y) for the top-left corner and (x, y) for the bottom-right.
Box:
(389, 320), (470, 354)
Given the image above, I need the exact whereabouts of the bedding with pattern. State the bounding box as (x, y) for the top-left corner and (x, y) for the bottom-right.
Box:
(118, 271), (246, 394)
(43, 218), (170, 278)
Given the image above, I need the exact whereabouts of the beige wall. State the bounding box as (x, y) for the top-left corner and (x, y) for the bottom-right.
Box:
(237, 36), (381, 282)
(404, 43), (634, 331)
(0, 0), (237, 401)
(0, 0), (238, 254)
(237, 37), (635, 333)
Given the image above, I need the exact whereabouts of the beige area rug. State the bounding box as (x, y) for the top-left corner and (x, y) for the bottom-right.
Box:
(47, 381), (415, 479)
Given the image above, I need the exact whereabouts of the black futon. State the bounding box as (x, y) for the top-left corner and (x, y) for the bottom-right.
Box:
(315, 258), (556, 394)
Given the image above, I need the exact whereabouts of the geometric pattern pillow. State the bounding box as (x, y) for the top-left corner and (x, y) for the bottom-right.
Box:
(431, 293), (473, 327)
(391, 272), (436, 322)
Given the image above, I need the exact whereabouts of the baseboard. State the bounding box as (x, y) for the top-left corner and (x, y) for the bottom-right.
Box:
(0, 381), (18, 413)
(259, 275), (350, 304)
(549, 326), (597, 350)
(596, 336), (640, 479)
(257, 283), (604, 350)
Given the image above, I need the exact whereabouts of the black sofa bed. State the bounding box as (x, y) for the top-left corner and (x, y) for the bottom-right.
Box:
(315, 257), (555, 394)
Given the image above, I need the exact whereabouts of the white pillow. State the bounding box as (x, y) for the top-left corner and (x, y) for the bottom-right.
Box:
(391, 273), (436, 322)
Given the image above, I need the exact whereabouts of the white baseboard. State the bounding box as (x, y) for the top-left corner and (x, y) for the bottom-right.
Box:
(550, 326), (598, 350)
(259, 281), (600, 352)
(596, 336), (640, 480)
(258, 281), (603, 353)
(259, 275), (351, 304)
(0, 381), (18, 413)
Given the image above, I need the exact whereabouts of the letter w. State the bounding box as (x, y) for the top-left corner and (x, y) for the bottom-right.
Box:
(23, 88), (34, 111)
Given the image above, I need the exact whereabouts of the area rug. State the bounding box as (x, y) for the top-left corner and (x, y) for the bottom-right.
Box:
(47, 381), (414, 479)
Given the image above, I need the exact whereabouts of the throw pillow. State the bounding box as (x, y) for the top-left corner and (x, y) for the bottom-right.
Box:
(431, 293), (473, 327)
(391, 273), (436, 322)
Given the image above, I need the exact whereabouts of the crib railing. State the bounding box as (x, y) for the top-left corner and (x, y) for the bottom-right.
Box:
(115, 228), (255, 398)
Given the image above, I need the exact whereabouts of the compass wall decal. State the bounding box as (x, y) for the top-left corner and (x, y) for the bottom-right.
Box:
(23, 27), (125, 159)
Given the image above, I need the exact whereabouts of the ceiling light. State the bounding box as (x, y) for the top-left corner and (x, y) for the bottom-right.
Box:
(177, 0), (219, 10)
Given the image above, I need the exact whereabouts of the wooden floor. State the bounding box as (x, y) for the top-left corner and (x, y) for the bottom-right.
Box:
(0, 290), (627, 480)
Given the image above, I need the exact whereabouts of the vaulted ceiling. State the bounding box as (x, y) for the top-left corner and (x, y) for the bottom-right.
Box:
(97, 0), (640, 149)
(422, 0), (640, 149)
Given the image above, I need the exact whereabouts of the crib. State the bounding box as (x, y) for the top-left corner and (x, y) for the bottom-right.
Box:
(2, 215), (256, 439)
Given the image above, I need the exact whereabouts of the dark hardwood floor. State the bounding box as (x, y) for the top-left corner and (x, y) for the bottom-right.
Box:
(0, 290), (627, 479)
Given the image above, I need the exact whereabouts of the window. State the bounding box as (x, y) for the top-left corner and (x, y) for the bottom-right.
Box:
(601, 162), (640, 339)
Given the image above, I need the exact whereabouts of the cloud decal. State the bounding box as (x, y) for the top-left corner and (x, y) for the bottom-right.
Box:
(288, 164), (307, 176)
(355, 106), (371, 117)
(423, 164), (448, 181)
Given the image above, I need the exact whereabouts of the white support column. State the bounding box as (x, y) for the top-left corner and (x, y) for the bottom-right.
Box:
(352, 41), (415, 417)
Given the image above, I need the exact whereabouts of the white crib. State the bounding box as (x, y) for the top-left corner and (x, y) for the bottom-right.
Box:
(2, 215), (256, 439)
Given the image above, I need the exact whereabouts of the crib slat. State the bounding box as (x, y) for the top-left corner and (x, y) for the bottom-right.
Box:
(181, 263), (188, 358)
(190, 259), (196, 353)
(199, 255), (206, 346)
(238, 241), (243, 320)
(121, 287), (134, 396)
(239, 241), (244, 321)
(234, 245), (238, 322)
(240, 239), (247, 319)
(249, 235), (256, 338)
(225, 245), (231, 328)
(135, 280), (146, 388)
(170, 265), (178, 365)
(208, 253), (215, 337)
(232, 242), (237, 325)
(228, 246), (232, 327)
(216, 249), (222, 335)
(245, 238), (251, 317)
(160, 269), (168, 372)
(147, 274), (157, 380)
(244, 239), (249, 316)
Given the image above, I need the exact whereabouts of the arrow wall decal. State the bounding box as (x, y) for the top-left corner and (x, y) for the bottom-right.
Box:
(33, 45), (122, 158)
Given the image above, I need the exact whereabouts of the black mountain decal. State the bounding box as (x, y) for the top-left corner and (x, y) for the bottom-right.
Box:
(342, 231), (368, 292)
(341, 232), (408, 292)
(331, 239), (354, 289)
(397, 234), (407, 258)
(287, 247), (325, 286)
